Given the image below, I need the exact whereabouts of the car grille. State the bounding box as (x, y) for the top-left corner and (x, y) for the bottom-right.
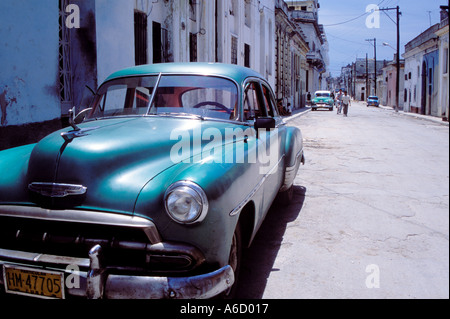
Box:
(0, 215), (204, 275)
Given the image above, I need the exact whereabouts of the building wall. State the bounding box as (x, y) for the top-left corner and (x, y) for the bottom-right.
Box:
(1, 0), (322, 132)
(95, 0), (135, 84)
(403, 53), (422, 113)
(382, 62), (404, 109)
(403, 23), (441, 116)
(0, 0), (60, 126)
(436, 23), (449, 120)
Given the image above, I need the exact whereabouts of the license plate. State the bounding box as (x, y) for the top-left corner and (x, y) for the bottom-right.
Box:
(3, 265), (65, 299)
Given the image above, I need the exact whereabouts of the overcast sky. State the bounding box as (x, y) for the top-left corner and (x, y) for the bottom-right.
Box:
(318, 0), (446, 76)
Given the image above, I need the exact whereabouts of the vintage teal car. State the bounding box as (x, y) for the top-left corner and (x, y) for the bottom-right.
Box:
(0, 63), (304, 299)
(311, 90), (334, 111)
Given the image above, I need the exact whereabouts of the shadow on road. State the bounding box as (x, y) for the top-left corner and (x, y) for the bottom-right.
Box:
(235, 185), (306, 299)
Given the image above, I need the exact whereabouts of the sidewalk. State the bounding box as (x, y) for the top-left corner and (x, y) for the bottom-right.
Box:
(378, 104), (449, 126)
(282, 106), (311, 122)
(282, 103), (449, 127)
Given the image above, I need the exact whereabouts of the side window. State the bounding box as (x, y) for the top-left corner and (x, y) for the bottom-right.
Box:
(261, 84), (277, 117)
(243, 82), (262, 121)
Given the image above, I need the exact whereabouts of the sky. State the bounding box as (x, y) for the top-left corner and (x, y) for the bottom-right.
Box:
(318, 0), (446, 77)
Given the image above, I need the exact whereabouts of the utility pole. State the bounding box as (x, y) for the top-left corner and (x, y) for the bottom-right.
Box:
(366, 38), (377, 96)
(379, 6), (401, 112)
(366, 53), (368, 100)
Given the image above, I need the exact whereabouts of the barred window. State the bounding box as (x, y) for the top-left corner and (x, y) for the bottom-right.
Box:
(190, 33), (197, 62)
(231, 36), (238, 65)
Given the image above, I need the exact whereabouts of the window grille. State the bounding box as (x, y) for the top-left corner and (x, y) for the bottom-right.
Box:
(190, 33), (198, 62)
(59, 0), (73, 115)
(231, 36), (238, 65)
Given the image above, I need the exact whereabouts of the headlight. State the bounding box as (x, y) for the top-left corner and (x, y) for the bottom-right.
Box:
(164, 181), (209, 224)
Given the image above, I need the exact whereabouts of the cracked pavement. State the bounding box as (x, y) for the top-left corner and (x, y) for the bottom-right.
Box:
(236, 101), (449, 299)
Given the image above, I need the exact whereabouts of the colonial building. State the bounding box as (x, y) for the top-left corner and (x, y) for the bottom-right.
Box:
(381, 55), (405, 109)
(275, 0), (309, 111)
(403, 23), (440, 115)
(0, 0), (328, 138)
(351, 58), (387, 101)
(435, 8), (449, 121)
(286, 0), (329, 93)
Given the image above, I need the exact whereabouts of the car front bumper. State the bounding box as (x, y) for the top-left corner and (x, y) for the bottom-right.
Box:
(0, 245), (235, 299)
(312, 103), (333, 109)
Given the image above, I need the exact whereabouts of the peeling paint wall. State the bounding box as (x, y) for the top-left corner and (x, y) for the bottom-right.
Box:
(0, 0), (60, 127)
(95, 0), (135, 84)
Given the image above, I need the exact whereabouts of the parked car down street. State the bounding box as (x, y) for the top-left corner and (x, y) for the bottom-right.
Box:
(366, 96), (380, 107)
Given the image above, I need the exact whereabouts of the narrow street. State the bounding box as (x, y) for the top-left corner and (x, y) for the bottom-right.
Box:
(236, 101), (449, 299)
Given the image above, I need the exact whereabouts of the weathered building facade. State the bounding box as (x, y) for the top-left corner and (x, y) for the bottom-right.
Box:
(286, 0), (329, 93)
(275, 0), (309, 111)
(1, 0), (328, 138)
(403, 23), (440, 115)
(435, 8), (449, 120)
(381, 55), (405, 109)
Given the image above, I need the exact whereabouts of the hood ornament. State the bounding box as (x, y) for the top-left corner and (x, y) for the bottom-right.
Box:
(61, 107), (97, 142)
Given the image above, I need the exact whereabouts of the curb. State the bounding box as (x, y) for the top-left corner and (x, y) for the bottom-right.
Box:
(283, 108), (312, 122)
(378, 105), (449, 126)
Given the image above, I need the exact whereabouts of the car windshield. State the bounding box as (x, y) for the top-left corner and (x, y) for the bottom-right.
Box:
(88, 75), (239, 121)
(315, 93), (330, 98)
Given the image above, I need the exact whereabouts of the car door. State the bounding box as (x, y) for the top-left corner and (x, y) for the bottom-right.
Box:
(258, 81), (285, 206)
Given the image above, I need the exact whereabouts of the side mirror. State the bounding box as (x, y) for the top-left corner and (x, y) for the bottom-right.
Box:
(254, 118), (276, 138)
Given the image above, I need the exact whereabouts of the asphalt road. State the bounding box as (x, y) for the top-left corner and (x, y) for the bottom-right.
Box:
(236, 101), (449, 299)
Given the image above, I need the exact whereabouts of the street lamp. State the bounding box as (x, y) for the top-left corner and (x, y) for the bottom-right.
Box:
(382, 42), (395, 50)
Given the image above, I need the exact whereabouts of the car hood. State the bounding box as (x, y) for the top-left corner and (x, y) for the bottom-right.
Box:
(24, 116), (245, 213)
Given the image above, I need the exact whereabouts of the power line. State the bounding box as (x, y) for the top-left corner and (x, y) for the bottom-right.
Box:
(322, 0), (387, 27)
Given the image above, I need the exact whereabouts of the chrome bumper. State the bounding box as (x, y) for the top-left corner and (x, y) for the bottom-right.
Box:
(0, 245), (234, 299)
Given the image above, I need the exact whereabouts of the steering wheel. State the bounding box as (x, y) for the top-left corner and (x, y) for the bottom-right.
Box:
(192, 101), (231, 113)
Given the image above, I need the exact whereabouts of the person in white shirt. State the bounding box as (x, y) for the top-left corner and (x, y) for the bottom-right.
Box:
(341, 91), (351, 117)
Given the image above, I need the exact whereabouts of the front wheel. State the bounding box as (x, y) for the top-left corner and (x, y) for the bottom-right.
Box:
(222, 223), (242, 298)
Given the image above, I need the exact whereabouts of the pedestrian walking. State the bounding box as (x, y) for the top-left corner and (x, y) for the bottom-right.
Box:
(341, 91), (351, 117)
(336, 89), (343, 114)
(306, 92), (311, 106)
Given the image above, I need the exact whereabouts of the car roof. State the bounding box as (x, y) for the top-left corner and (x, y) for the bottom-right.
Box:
(104, 62), (264, 84)
(315, 91), (331, 94)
